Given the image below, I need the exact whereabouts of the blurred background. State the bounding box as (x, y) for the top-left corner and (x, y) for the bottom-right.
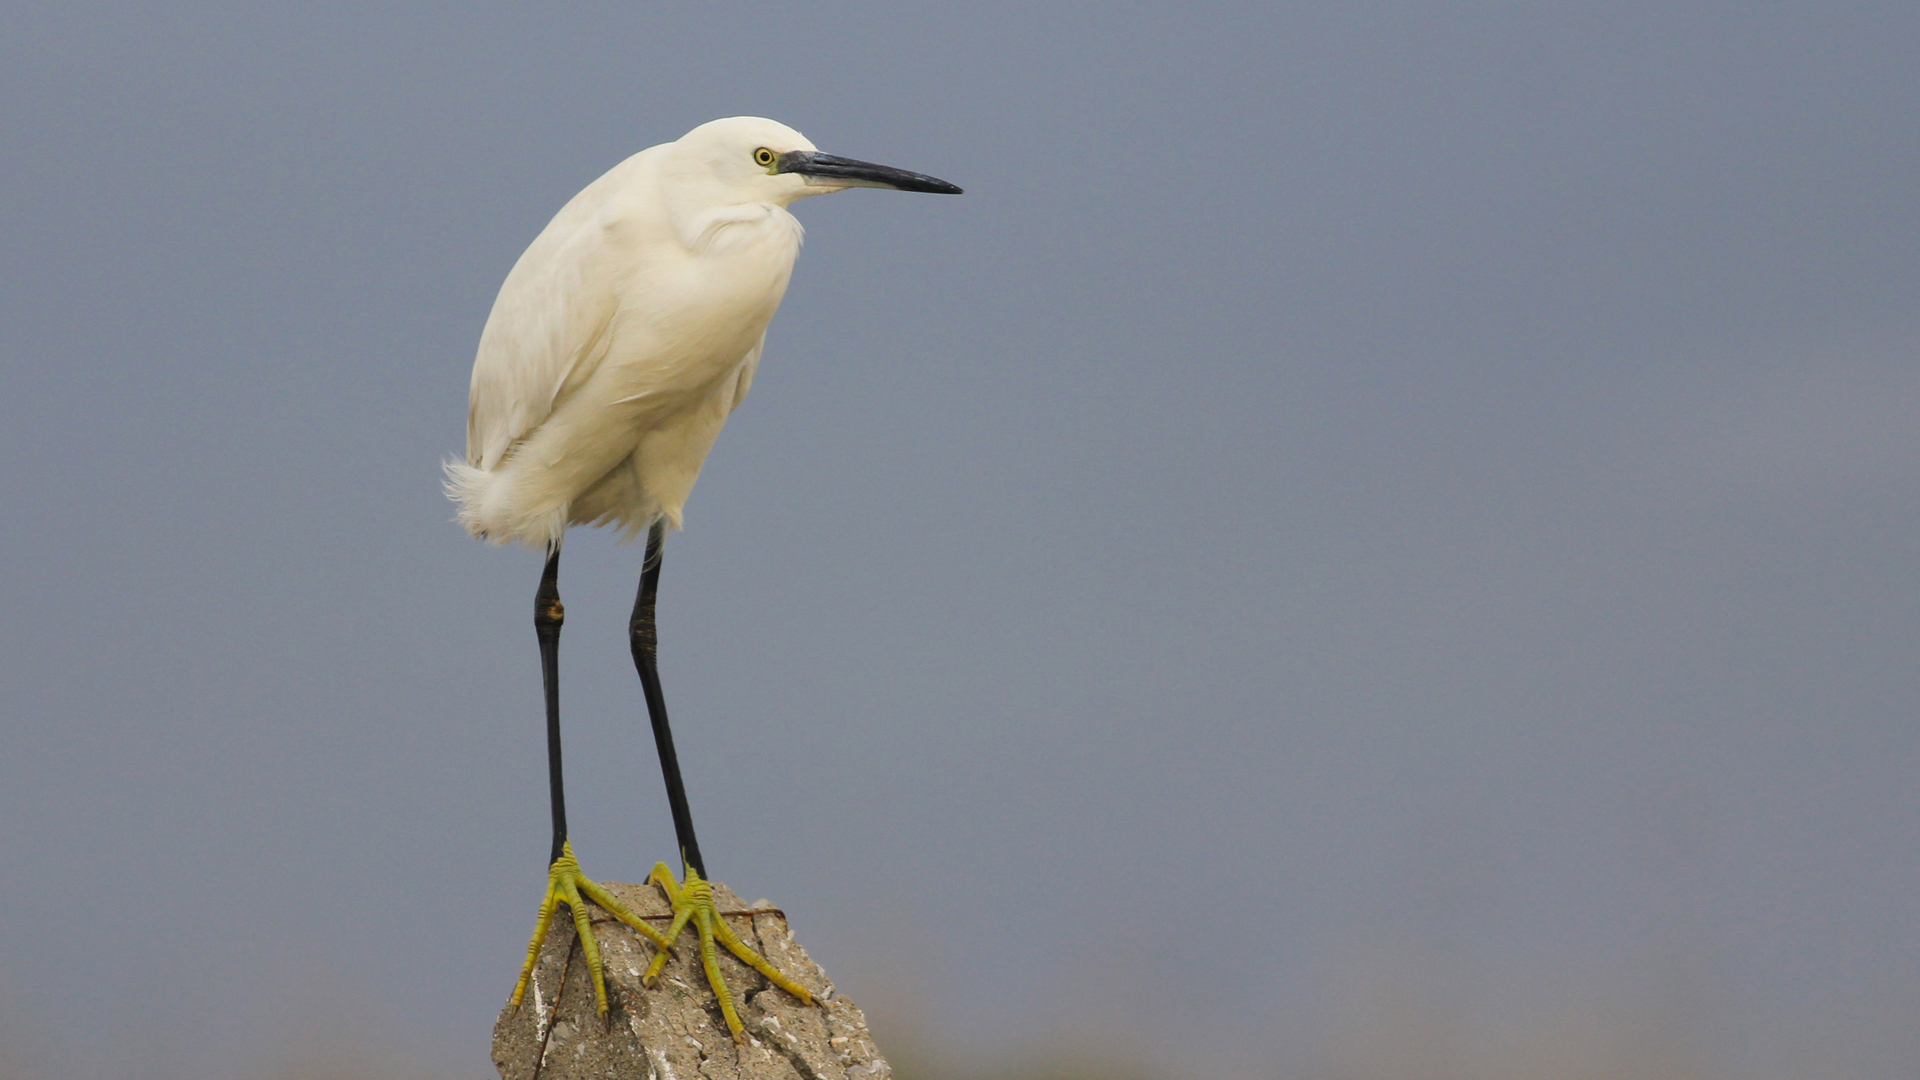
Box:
(2, 3), (1917, 1078)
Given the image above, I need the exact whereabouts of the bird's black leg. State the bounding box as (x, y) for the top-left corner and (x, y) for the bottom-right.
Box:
(630, 522), (706, 878)
(627, 522), (811, 1040)
(534, 546), (569, 864)
(511, 543), (673, 1017)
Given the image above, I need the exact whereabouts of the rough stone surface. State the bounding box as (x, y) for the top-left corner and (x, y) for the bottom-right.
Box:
(491, 879), (892, 1080)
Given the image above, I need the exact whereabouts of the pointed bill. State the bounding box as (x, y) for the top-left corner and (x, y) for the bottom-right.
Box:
(777, 150), (963, 194)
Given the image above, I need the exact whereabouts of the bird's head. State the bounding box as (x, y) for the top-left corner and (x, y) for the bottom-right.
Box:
(671, 116), (962, 207)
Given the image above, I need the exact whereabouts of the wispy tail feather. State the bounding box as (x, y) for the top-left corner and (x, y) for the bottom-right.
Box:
(442, 458), (567, 550)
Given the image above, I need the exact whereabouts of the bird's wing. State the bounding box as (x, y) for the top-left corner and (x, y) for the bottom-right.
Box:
(466, 185), (625, 469)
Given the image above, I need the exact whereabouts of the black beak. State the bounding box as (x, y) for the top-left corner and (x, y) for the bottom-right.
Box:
(776, 150), (963, 194)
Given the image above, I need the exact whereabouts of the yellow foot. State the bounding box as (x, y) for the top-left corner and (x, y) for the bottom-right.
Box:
(642, 862), (814, 1042)
(509, 841), (673, 1018)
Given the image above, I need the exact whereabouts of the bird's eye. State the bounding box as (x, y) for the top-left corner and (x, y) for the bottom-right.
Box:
(753, 147), (777, 169)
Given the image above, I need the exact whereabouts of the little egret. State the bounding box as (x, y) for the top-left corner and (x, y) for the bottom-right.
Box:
(446, 116), (960, 1039)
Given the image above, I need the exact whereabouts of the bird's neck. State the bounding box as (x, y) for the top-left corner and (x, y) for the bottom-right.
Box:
(679, 203), (804, 257)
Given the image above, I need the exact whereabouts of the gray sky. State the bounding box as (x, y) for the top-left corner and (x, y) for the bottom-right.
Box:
(2, 4), (1917, 1078)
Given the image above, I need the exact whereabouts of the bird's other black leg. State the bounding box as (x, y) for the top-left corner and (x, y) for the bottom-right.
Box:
(512, 543), (673, 1017)
(630, 522), (706, 877)
(535, 545), (568, 864)
(628, 522), (812, 1041)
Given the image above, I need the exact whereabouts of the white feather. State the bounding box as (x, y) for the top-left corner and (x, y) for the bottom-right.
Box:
(447, 117), (818, 549)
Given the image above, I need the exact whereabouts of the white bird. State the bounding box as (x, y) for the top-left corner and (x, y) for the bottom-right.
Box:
(445, 116), (959, 1040)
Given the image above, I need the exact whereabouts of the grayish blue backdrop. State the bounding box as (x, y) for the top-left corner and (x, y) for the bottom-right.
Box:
(2, 4), (1916, 1078)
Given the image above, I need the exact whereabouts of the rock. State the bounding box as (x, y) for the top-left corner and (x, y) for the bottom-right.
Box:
(491, 878), (892, 1080)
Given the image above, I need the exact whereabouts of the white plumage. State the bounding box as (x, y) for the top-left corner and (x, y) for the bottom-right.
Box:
(447, 116), (827, 549)
(453, 117), (958, 1032)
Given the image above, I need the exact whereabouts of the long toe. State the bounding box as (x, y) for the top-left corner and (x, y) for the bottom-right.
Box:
(649, 864), (814, 1042)
(510, 842), (671, 1019)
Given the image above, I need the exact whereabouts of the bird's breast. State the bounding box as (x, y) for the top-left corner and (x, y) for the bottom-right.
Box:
(600, 206), (801, 409)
